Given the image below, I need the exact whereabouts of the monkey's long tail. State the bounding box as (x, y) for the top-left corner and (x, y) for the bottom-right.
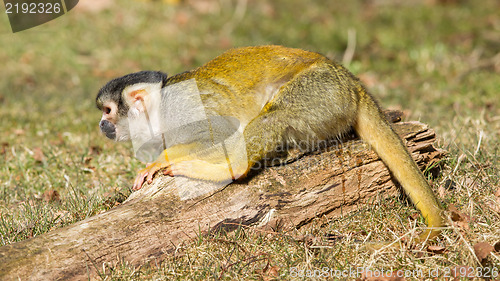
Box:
(353, 90), (444, 243)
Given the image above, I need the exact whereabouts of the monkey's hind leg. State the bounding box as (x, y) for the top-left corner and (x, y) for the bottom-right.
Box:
(243, 65), (359, 167)
(242, 75), (357, 172)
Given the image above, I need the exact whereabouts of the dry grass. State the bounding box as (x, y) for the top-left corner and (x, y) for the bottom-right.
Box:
(0, 0), (499, 279)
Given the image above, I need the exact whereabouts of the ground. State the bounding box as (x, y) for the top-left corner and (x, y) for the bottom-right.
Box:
(0, 0), (499, 279)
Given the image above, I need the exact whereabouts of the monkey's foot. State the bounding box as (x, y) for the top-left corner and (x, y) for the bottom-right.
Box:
(133, 162), (173, 190)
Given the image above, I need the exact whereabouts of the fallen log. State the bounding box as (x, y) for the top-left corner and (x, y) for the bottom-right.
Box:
(0, 111), (446, 280)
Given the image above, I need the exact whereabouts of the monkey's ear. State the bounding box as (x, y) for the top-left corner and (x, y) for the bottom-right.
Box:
(122, 82), (162, 112)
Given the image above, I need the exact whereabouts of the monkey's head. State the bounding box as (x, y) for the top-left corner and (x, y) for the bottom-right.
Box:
(96, 71), (168, 141)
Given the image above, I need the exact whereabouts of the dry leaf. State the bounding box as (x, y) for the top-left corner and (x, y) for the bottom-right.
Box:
(427, 245), (447, 254)
(33, 147), (45, 163)
(1, 142), (8, 155)
(43, 190), (60, 202)
(267, 265), (280, 277)
(437, 184), (446, 198)
(449, 204), (462, 221)
(14, 128), (25, 136)
(262, 265), (280, 281)
(83, 156), (93, 166)
(89, 145), (102, 155)
(473, 242), (494, 263)
(448, 204), (472, 231)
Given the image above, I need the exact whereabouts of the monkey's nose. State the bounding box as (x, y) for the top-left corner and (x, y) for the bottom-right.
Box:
(99, 120), (116, 140)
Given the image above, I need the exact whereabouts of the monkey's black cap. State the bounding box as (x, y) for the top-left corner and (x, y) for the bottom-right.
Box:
(96, 71), (168, 116)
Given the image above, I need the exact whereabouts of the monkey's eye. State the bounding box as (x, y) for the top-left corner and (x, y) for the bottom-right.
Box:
(104, 106), (111, 114)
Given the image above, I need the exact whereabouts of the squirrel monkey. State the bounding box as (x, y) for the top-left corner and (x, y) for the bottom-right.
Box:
(96, 45), (443, 241)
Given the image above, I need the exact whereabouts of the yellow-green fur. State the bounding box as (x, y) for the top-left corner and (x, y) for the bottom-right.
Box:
(165, 46), (443, 240)
(97, 45), (444, 241)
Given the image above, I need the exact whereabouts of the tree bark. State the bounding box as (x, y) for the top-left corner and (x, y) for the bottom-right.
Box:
(0, 112), (446, 280)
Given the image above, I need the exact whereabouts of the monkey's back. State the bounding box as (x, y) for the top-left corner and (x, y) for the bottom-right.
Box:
(165, 46), (332, 124)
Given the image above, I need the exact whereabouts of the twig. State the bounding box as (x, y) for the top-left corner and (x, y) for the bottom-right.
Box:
(342, 28), (357, 65)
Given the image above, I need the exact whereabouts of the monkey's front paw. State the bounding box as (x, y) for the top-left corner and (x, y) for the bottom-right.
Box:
(133, 162), (173, 190)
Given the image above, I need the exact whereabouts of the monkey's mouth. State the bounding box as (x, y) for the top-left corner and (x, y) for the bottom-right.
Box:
(103, 130), (116, 140)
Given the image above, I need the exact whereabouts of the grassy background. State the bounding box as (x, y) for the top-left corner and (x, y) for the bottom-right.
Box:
(1, 0), (499, 279)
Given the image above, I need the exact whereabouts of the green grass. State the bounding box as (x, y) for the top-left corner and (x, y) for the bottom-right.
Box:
(1, 0), (499, 279)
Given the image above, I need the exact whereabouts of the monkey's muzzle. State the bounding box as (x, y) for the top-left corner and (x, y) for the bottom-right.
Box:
(99, 120), (116, 140)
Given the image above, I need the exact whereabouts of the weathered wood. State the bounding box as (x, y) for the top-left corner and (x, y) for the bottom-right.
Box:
(0, 113), (446, 281)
